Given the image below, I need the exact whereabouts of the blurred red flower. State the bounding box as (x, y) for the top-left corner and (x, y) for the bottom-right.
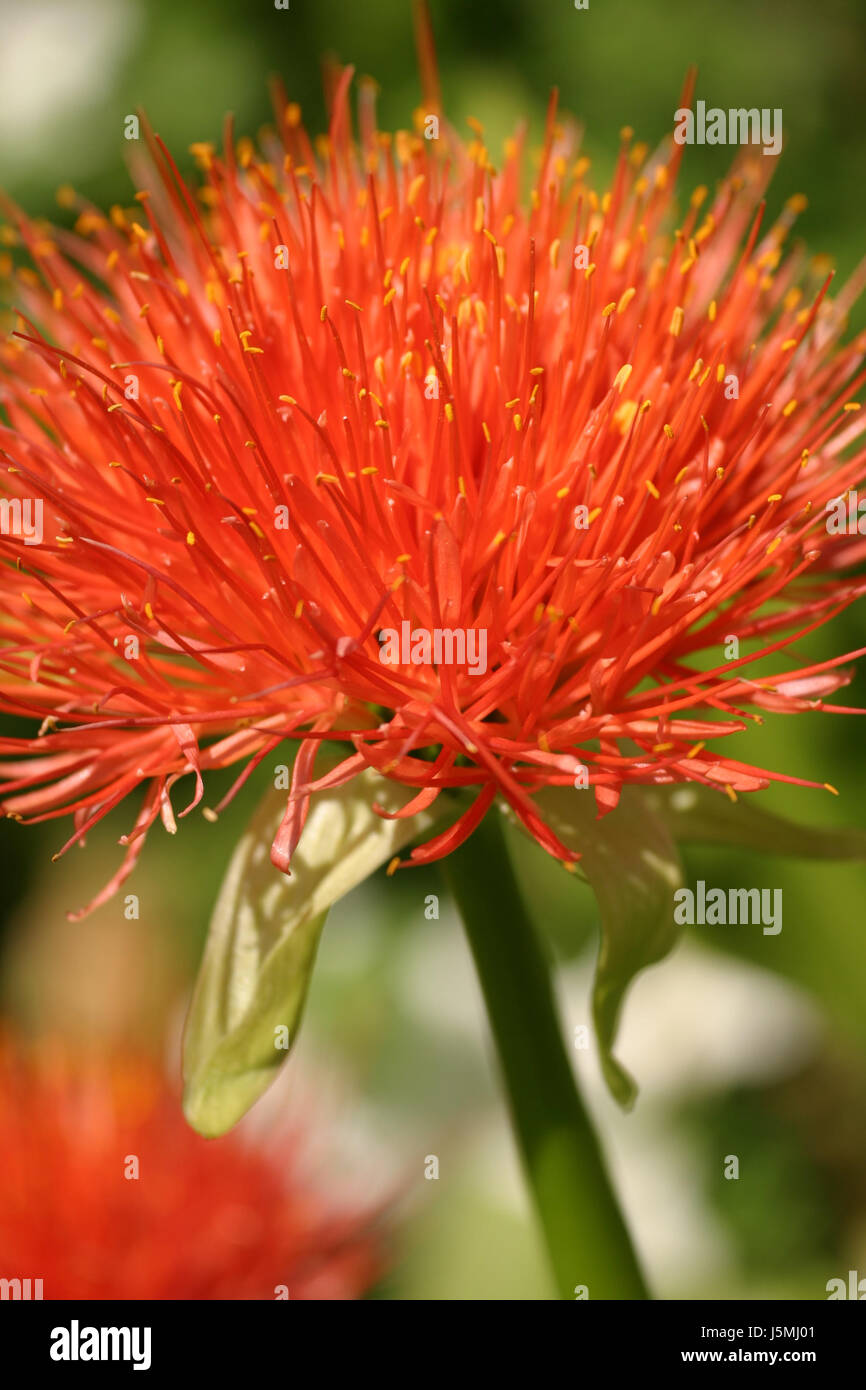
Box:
(0, 1036), (385, 1299)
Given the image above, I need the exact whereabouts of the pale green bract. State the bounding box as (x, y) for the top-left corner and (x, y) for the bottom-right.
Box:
(534, 782), (866, 1108)
(532, 786), (685, 1107)
(646, 782), (866, 862)
(183, 760), (454, 1136)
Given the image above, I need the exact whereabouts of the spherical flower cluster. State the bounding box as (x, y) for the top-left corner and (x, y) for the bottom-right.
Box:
(1, 73), (864, 909)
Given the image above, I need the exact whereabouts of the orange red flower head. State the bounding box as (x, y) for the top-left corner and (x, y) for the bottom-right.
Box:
(1, 70), (866, 911)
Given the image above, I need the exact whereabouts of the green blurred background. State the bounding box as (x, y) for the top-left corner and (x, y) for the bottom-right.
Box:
(1, 0), (866, 1299)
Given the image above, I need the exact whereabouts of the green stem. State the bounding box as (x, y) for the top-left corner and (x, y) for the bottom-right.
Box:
(442, 808), (649, 1300)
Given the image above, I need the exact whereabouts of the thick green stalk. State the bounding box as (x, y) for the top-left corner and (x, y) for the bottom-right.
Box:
(442, 809), (649, 1300)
